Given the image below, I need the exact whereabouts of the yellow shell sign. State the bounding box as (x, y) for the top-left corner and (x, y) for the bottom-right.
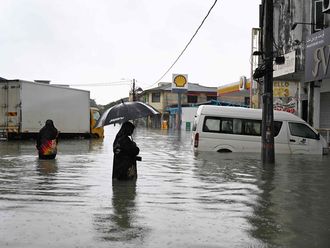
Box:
(174, 75), (187, 87)
(172, 74), (188, 92)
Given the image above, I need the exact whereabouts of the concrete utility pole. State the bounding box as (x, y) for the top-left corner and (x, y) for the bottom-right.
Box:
(177, 92), (182, 130)
(261, 0), (275, 164)
(132, 79), (136, 101)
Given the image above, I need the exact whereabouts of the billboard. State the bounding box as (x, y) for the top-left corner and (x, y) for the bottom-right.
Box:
(305, 27), (330, 82)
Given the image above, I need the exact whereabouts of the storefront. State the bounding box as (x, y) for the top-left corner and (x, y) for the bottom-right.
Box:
(305, 27), (330, 129)
(217, 78), (299, 115)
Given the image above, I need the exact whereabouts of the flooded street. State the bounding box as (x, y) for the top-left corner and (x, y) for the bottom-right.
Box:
(1, 126), (330, 248)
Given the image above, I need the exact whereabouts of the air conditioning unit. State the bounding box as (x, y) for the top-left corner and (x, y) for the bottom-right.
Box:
(323, 0), (330, 13)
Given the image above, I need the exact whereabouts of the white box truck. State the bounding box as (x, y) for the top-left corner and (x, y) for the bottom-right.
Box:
(0, 79), (104, 140)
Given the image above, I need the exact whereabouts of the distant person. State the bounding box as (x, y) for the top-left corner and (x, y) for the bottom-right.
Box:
(36, 119), (59, 160)
(113, 121), (140, 180)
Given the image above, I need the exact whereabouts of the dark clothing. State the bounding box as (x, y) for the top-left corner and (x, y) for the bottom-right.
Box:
(36, 120), (59, 160)
(113, 122), (140, 180)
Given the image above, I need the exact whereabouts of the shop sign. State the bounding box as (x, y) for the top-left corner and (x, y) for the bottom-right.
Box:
(305, 27), (330, 82)
(273, 51), (295, 77)
(273, 81), (298, 114)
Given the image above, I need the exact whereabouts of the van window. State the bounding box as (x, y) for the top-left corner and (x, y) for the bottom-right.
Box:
(274, 121), (282, 136)
(244, 120), (261, 136)
(289, 122), (319, 139)
(233, 119), (242, 134)
(203, 116), (283, 137)
(203, 118), (220, 132)
(221, 119), (233, 133)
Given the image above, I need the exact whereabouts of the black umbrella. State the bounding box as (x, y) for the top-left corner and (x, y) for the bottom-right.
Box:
(96, 101), (160, 127)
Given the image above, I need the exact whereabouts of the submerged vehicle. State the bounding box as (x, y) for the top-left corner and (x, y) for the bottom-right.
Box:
(192, 105), (328, 155)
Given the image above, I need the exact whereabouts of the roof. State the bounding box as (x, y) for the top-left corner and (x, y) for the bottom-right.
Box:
(217, 79), (251, 95)
(166, 100), (248, 114)
(0, 79), (90, 93)
(144, 82), (217, 93)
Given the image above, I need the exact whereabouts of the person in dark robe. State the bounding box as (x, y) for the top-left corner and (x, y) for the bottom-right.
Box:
(113, 121), (140, 180)
(36, 119), (59, 160)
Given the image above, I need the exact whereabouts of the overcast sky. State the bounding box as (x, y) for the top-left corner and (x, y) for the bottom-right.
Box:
(0, 0), (261, 104)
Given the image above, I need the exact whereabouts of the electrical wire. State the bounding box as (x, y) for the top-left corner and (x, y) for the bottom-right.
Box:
(66, 80), (132, 87)
(146, 0), (218, 89)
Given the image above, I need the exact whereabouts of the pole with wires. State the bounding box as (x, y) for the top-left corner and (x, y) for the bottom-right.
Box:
(132, 79), (136, 101)
(261, 0), (275, 164)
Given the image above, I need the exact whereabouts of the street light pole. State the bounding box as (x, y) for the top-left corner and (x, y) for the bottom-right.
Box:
(261, 0), (275, 164)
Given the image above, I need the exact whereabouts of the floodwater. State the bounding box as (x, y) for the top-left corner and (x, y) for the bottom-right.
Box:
(0, 127), (330, 248)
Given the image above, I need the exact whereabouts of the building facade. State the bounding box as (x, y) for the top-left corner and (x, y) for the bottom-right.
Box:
(139, 82), (217, 128)
(217, 78), (252, 106)
(262, 0), (330, 133)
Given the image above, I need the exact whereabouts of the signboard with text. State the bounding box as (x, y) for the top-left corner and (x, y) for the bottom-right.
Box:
(273, 81), (298, 115)
(305, 27), (330, 82)
(273, 51), (295, 77)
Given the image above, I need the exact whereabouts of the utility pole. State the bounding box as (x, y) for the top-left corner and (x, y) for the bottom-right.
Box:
(177, 92), (182, 130)
(132, 78), (136, 101)
(261, 0), (275, 164)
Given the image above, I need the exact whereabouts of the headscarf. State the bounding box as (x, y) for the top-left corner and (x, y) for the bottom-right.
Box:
(115, 121), (135, 137)
(40, 119), (58, 140)
(113, 121), (135, 145)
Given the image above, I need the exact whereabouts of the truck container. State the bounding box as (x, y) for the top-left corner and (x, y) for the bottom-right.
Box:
(0, 79), (104, 140)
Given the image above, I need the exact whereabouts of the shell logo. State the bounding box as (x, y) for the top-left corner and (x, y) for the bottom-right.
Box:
(174, 75), (187, 87)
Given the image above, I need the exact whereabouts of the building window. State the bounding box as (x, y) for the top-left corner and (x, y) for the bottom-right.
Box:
(244, 97), (250, 105)
(187, 95), (198, 103)
(152, 92), (160, 102)
(207, 95), (217, 101)
(312, 0), (324, 32)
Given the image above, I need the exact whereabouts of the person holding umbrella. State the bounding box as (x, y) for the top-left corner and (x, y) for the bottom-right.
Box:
(95, 100), (159, 179)
(112, 121), (140, 180)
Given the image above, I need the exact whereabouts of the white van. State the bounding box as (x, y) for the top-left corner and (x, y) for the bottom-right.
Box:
(192, 105), (329, 155)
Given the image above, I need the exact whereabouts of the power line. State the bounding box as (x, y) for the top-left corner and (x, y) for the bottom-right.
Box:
(65, 80), (132, 87)
(148, 0), (218, 89)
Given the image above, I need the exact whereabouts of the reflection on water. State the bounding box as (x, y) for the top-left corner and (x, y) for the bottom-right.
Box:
(111, 181), (137, 231)
(37, 159), (58, 176)
(0, 127), (330, 248)
(93, 180), (147, 245)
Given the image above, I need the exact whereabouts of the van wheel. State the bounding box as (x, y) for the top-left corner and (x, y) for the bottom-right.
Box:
(217, 149), (232, 153)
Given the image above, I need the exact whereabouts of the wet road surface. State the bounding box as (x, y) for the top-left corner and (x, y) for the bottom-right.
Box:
(1, 126), (330, 248)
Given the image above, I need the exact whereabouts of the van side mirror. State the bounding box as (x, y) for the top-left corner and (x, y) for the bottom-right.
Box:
(317, 133), (320, 140)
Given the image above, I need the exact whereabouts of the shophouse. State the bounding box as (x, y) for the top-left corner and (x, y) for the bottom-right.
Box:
(257, 0), (330, 135)
(139, 82), (217, 128)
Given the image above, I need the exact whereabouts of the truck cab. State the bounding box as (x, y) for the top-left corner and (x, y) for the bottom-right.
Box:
(90, 107), (104, 138)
